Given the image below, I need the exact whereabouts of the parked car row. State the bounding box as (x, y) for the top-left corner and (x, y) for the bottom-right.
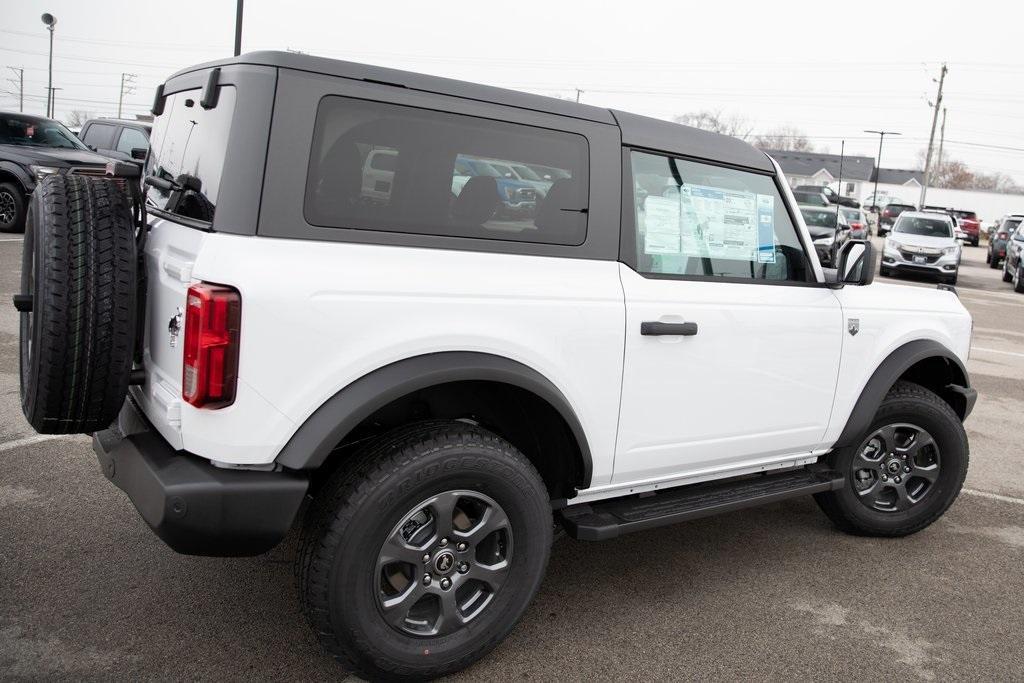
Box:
(0, 111), (152, 233)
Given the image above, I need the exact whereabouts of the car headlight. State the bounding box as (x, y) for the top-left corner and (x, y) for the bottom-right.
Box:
(885, 239), (903, 251)
(29, 165), (61, 181)
(942, 245), (960, 255)
(813, 234), (834, 246)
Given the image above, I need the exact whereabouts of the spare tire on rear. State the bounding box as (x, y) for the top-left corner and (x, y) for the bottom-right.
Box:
(19, 174), (138, 434)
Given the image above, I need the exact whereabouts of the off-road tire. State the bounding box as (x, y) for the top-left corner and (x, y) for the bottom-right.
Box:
(0, 181), (25, 233)
(814, 381), (968, 537)
(297, 420), (552, 681)
(19, 174), (137, 434)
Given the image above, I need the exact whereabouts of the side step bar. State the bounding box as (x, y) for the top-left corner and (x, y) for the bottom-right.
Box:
(560, 468), (844, 541)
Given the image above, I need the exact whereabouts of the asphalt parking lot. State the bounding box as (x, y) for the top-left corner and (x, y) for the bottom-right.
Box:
(2, 233), (1023, 681)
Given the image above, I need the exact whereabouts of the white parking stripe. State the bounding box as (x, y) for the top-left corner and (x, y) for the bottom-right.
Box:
(970, 346), (1024, 358)
(0, 434), (74, 453)
(0, 238), (24, 242)
(963, 488), (1024, 506)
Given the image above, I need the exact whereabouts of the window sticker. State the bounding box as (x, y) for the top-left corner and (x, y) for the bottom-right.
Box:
(756, 194), (776, 264)
(674, 184), (776, 262)
(642, 195), (682, 255)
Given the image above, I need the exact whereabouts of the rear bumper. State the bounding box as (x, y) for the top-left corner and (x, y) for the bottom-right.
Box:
(93, 401), (308, 556)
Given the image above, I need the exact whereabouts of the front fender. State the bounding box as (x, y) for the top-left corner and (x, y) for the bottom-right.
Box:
(832, 339), (974, 450)
(0, 161), (34, 194)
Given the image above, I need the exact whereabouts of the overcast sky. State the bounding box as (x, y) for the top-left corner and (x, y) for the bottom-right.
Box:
(3, 0), (1023, 183)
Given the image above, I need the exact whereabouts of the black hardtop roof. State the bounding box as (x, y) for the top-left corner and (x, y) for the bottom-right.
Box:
(169, 51), (773, 172)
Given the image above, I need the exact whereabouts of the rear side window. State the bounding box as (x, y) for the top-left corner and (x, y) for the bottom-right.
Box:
(144, 86), (236, 224)
(629, 151), (811, 282)
(82, 122), (116, 149)
(304, 96), (589, 246)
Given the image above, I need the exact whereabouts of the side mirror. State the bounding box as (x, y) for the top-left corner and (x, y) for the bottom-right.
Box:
(836, 239), (875, 286)
(131, 147), (147, 161)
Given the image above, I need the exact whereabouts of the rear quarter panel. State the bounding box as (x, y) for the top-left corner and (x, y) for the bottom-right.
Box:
(188, 236), (626, 479)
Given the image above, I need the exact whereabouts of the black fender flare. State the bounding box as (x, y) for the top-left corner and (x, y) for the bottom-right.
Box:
(0, 161), (34, 194)
(274, 351), (593, 485)
(832, 339), (975, 450)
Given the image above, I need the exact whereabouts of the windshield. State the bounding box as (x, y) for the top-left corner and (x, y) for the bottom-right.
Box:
(1004, 219), (1022, 232)
(0, 114), (87, 150)
(800, 208), (838, 227)
(840, 208), (862, 222)
(894, 217), (952, 238)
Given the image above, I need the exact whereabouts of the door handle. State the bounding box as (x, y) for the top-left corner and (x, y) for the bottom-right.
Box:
(640, 321), (698, 336)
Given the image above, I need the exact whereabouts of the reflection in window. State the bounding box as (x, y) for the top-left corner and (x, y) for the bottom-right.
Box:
(304, 96), (589, 246)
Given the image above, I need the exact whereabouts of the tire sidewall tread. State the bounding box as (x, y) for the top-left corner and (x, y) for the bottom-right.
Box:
(298, 420), (552, 681)
(815, 381), (968, 537)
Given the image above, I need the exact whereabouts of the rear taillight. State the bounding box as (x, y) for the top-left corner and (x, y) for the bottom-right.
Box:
(182, 283), (241, 409)
(851, 222), (863, 229)
(882, 209), (893, 217)
(998, 232), (1009, 240)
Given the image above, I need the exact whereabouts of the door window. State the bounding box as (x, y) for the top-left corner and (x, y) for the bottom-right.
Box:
(81, 122), (116, 149)
(115, 126), (149, 155)
(628, 151), (812, 282)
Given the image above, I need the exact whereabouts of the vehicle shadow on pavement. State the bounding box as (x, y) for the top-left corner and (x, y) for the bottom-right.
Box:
(3, 439), (1023, 681)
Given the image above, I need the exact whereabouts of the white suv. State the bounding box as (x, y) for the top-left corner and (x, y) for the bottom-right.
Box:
(881, 210), (962, 284)
(15, 52), (976, 681)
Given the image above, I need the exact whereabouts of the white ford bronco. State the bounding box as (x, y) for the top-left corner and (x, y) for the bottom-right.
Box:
(15, 52), (976, 681)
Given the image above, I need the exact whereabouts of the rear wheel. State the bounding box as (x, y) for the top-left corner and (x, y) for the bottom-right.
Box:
(0, 181), (26, 233)
(1014, 264), (1024, 294)
(297, 421), (552, 681)
(18, 174), (137, 434)
(815, 381), (968, 537)
(1003, 259), (1014, 282)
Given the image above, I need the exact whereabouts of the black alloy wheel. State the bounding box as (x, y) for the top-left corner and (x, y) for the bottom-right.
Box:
(850, 423), (940, 513)
(376, 489), (513, 637)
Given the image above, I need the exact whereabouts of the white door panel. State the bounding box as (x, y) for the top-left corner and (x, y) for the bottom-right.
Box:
(614, 264), (843, 482)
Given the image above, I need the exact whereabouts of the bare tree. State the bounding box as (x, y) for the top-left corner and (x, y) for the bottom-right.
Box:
(916, 149), (1024, 193)
(64, 110), (94, 129)
(673, 110), (754, 141)
(752, 126), (817, 152)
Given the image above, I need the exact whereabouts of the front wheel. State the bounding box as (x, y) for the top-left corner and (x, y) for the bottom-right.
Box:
(297, 421), (552, 681)
(0, 182), (26, 233)
(815, 381), (968, 537)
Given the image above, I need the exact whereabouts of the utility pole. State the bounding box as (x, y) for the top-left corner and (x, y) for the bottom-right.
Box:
(118, 72), (137, 118)
(48, 87), (62, 120)
(936, 107), (947, 172)
(919, 64), (948, 208)
(6, 67), (23, 112)
(864, 129), (901, 210)
(234, 0), (244, 56)
(574, 88), (583, 103)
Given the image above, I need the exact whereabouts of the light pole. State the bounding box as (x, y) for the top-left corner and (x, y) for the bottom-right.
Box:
(234, 0), (243, 56)
(864, 130), (901, 210)
(41, 13), (56, 118)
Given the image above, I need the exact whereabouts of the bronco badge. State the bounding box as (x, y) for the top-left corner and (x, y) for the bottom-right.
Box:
(848, 318), (860, 336)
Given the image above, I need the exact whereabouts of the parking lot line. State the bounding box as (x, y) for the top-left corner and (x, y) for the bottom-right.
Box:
(963, 488), (1024, 506)
(0, 238), (24, 242)
(0, 434), (73, 453)
(970, 346), (1024, 358)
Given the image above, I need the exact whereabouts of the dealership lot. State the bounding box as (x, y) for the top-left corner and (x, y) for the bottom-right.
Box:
(2, 234), (1022, 680)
